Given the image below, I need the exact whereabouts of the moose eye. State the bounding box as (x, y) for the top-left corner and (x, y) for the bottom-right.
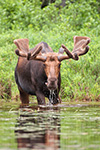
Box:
(58, 64), (61, 68)
(43, 63), (46, 68)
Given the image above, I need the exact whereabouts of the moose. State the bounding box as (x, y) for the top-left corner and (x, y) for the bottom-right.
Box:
(14, 36), (90, 105)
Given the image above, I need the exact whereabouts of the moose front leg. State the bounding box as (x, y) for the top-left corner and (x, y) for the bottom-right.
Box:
(58, 95), (62, 103)
(36, 91), (46, 105)
(18, 86), (29, 105)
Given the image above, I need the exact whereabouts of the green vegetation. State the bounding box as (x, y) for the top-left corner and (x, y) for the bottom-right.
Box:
(0, 0), (100, 102)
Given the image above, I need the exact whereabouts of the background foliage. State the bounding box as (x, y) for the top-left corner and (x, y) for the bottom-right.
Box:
(0, 0), (100, 102)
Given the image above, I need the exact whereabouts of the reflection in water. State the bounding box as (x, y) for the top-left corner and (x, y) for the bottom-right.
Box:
(0, 104), (100, 149)
(15, 106), (60, 150)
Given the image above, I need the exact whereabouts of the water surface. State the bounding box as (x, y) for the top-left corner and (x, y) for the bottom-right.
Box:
(0, 102), (100, 150)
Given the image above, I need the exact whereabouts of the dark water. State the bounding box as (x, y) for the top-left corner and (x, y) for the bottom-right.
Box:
(0, 102), (100, 150)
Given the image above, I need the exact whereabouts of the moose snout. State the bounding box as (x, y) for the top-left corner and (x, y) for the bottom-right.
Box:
(46, 78), (58, 90)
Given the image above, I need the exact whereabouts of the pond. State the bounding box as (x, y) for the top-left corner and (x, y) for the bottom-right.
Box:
(0, 102), (100, 150)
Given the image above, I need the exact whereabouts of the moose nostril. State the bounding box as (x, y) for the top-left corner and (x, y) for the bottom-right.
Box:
(47, 78), (58, 90)
(49, 78), (57, 86)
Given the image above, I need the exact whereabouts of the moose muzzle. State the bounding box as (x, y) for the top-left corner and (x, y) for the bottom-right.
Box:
(46, 78), (58, 91)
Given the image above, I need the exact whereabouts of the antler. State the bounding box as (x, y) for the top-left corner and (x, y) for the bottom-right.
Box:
(58, 36), (90, 61)
(14, 39), (46, 61)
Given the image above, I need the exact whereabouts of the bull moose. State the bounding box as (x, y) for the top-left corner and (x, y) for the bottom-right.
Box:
(14, 36), (90, 105)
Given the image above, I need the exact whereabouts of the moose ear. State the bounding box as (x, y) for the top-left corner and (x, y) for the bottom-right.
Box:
(58, 47), (65, 54)
(14, 39), (29, 52)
